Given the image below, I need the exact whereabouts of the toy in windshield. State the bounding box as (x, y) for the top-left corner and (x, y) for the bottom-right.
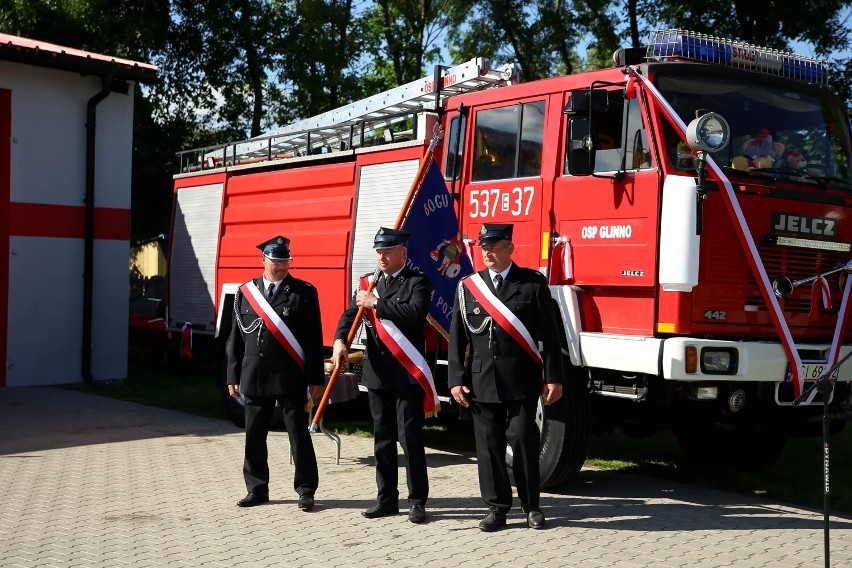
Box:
(732, 128), (786, 170)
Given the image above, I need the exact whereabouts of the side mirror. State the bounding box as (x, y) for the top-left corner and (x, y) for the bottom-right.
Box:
(564, 89), (609, 115)
(567, 117), (594, 175)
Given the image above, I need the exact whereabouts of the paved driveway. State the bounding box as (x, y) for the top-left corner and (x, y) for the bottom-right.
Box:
(1, 387), (850, 567)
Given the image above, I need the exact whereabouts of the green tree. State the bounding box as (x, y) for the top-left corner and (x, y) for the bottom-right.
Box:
(446, 0), (619, 79)
(272, 0), (363, 124)
(167, 0), (288, 138)
(360, 0), (462, 89)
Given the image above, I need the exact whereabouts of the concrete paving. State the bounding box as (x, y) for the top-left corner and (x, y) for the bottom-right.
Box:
(1, 386), (851, 568)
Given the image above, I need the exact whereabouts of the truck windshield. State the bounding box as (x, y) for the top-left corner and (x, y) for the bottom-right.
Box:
(655, 72), (852, 188)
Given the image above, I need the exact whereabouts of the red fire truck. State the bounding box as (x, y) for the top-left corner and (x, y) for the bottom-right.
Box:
(168, 30), (852, 487)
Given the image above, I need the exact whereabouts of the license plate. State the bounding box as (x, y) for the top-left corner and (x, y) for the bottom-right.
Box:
(786, 361), (839, 382)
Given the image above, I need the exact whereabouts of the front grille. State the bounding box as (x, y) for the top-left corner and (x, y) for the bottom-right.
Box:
(746, 244), (851, 315)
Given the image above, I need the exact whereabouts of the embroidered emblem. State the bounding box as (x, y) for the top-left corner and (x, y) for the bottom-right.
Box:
(429, 236), (463, 279)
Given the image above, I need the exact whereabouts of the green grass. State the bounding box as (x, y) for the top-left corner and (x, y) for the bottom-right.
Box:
(67, 359), (227, 421)
(72, 359), (852, 514)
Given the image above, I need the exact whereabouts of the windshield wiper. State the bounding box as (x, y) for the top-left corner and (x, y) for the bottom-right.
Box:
(733, 166), (829, 189)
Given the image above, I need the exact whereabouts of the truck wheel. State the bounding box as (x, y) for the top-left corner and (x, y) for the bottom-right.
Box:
(507, 365), (592, 489)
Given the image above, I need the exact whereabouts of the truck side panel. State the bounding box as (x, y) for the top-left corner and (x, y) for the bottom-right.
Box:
(218, 162), (357, 344)
(168, 182), (224, 332)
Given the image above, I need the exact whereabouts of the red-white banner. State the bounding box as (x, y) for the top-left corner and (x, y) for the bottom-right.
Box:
(462, 273), (543, 369)
(360, 276), (439, 416)
(240, 281), (305, 371)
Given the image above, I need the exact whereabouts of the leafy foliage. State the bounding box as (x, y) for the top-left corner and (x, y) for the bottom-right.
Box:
(0, 0), (850, 240)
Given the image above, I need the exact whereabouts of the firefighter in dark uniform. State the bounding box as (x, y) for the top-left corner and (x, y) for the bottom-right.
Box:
(448, 223), (564, 531)
(332, 228), (432, 524)
(226, 236), (325, 511)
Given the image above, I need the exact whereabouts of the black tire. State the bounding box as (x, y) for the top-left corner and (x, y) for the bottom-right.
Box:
(507, 364), (592, 489)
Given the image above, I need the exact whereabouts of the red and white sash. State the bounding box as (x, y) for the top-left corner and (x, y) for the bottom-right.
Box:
(462, 273), (544, 368)
(360, 276), (439, 417)
(240, 281), (305, 371)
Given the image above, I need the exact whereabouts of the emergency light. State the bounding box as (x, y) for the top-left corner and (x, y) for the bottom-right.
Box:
(648, 29), (827, 85)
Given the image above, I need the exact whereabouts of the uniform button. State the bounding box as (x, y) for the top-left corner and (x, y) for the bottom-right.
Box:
(259, 353), (264, 358)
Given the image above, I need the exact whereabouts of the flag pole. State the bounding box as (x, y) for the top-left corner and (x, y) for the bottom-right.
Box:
(310, 125), (444, 431)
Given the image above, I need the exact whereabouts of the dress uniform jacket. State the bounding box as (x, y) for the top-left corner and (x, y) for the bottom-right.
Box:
(447, 264), (563, 402)
(226, 274), (324, 394)
(334, 266), (432, 389)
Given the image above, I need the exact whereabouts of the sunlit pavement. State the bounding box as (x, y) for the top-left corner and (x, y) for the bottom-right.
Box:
(1, 387), (850, 568)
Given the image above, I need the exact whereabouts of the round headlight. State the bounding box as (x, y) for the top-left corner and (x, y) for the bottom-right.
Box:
(686, 112), (730, 153)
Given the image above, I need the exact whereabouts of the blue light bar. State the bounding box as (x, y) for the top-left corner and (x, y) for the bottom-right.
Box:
(647, 29), (827, 85)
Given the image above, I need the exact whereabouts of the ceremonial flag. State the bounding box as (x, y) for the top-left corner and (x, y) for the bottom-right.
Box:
(402, 161), (474, 338)
(313, 127), (453, 428)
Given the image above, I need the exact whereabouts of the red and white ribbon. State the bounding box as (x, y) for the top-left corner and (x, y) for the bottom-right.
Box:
(462, 239), (476, 267)
(360, 277), (439, 416)
(548, 236), (574, 285)
(810, 276), (833, 317)
(181, 322), (193, 358)
(240, 281), (305, 370)
(463, 273), (543, 369)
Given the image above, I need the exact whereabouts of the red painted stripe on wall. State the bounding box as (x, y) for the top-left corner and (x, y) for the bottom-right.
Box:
(8, 202), (130, 240)
(0, 89), (11, 387)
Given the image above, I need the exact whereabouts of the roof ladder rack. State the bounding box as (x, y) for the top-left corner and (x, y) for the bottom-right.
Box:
(178, 57), (518, 173)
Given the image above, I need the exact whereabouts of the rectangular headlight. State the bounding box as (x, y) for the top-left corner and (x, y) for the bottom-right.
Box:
(701, 348), (738, 374)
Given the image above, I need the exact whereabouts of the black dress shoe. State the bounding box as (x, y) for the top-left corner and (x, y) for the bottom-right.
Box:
(361, 503), (399, 518)
(298, 495), (315, 511)
(478, 510), (507, 532)
(237, 493), (269, 507)
(527, 509), (545, 529)
(408, 504), (426, 524)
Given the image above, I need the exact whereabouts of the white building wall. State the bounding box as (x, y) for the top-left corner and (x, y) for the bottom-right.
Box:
(1, 60), (134, 386)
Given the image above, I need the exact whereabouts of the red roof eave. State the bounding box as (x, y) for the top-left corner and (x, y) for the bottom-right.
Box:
(0, 32), (158, 82)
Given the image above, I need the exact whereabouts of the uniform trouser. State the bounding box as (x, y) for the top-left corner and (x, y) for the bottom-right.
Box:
(367, 385), (429, 507)
(470, 397), (540, 512)
(243, 394), (318, 497)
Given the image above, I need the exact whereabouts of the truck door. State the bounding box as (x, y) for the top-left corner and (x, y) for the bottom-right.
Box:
(552, 87), (660, 335)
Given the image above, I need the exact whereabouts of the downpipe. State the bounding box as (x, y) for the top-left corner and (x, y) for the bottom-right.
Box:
(82, 75), (112, 382)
